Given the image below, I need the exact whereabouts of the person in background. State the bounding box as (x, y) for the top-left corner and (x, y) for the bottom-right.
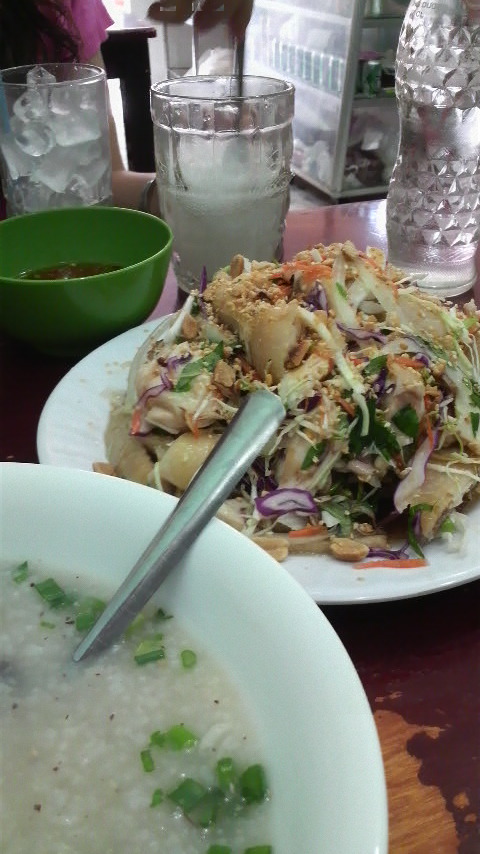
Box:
(0, 0), (161, 218)
(147, 0), (254, 40)
(0, 0), (254, 220)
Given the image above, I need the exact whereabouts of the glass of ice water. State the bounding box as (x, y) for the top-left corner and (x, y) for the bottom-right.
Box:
(0, 64), (112, 216)
(151, 76), (295, 292)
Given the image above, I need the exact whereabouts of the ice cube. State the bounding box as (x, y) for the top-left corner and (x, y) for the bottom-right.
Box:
(49, 85), (75, 116)
(65, 173), (96, 205)
(35, 146), (77, 193)
(11, 116), (54, 157)
(0, 134), (33, 178)
(12, 89), (48, 122)
(26, 65), (56, 87)
(52, 109), (101, 146)
(9, 175), (54, 214)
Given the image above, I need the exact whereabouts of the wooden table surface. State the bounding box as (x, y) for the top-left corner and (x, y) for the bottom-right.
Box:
(1, 199), (479, 854)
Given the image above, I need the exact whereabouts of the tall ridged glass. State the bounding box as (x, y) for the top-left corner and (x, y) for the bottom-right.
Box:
(386, 0), (480, 296)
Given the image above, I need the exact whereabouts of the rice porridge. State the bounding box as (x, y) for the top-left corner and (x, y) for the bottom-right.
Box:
(0, 562), (272, 854)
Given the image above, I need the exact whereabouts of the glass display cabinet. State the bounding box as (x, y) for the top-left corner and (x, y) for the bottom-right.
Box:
(244, 0), (409, 199)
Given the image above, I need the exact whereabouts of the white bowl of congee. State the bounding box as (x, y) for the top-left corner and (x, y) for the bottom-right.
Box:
(0, 463), (387, 854)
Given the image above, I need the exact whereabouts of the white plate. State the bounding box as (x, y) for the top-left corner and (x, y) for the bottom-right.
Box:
(37, 318), (480, 604)
(0, 462), (388, 854)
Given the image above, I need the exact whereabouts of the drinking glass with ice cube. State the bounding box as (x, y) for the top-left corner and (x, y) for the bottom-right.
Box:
(0, 64), (112, 216)
(150, 76), (295, 292)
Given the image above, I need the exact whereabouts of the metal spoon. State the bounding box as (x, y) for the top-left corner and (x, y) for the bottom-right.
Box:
(73, 389), (285, 662)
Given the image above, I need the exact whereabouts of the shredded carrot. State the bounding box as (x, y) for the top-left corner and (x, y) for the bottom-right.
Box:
(281, 261), (332, 285)
(338, 398), (356, 417)
(394, 356), (427, 370)
(356, 558), (428, 569)
(130, 408), (142, 435)
(288, 525), (326, 538)
(425, 417), (434, 448)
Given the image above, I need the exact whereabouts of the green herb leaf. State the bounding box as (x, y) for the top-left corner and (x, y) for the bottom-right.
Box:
(140, 749), (155, 772)
(349, 399), (400, 460)
(336, 281), (347, 299)
(301, 440), (327, 470)
(150, 788), (164, 807)
(392, 405), (420, 440)
(363, 355), (387, 377)
(134, 635), (165, 665)
(471, 412), (480, 437)
(188, 787), (224, 828)
(34, 577), (73, 609)
(154, 607), (173, 621)
(12, 561), (29, 584)
(321, 502), (352, 536)
(175, 342), (224, 393)
(40, 620), (56, 630)
(180, 649), (197, 669)
(164, 724), (198, 751)
(239, 764), (268, 804)
(244, 848), (273, 854)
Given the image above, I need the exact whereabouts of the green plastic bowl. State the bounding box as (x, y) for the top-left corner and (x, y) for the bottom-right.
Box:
(0, 206), (173, 356)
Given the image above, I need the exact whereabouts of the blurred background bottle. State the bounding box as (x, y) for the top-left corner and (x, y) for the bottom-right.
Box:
(386, 0), (480, 297)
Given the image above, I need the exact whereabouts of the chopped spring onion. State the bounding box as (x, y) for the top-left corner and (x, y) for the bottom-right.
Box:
(40, 620), (56, 629)
(244, 848), (273, 854)
(12, 561), (29, 584)
(407, 503), (433, 558)
(134, 635), (165, 665)
(75, 597), (106, 632)
(34, 577), (73, 609)
(439, 517), (456, 534)
(188, 787), (223, 828)
(167, 778), (207, 812)
(150, 788), (164, 807)
(216, 757), (237, 794)
(164, 723), (198, 750)
(239, 764), (268, 804)
(206, 846), (232, 854)
(180, 649), (197, 669)
(140, 749), (155, 772)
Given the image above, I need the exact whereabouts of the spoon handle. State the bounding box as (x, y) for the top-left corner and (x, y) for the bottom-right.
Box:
(74, 389), (285, 661)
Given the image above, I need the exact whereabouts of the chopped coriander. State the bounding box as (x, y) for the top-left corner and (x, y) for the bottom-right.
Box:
(363, 355), (387, 376)
(150, 788), (164, 807)
(392, 404), (420, 440)
(239, 764), (268, 804)
(471, 412), (480, 437)
(155, 607), (173, 621)
(168, 778), (207, 812)
(321, 502), (352, 536)
(75, 597), (106, 632)
(164, 723), (198, 750)
(175, 342), (224, 393)
(301, 440), (326, 470)
(12, 561), (29, 584)
(181, 649), (197, 669)
(34, 577), (73, 609)
(140, 749), (155, 772)
(134, 635), (165, 665)
(349, 399), (400, 460)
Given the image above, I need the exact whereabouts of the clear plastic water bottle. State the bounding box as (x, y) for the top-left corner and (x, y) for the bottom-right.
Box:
(386, 0), (480, 297)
